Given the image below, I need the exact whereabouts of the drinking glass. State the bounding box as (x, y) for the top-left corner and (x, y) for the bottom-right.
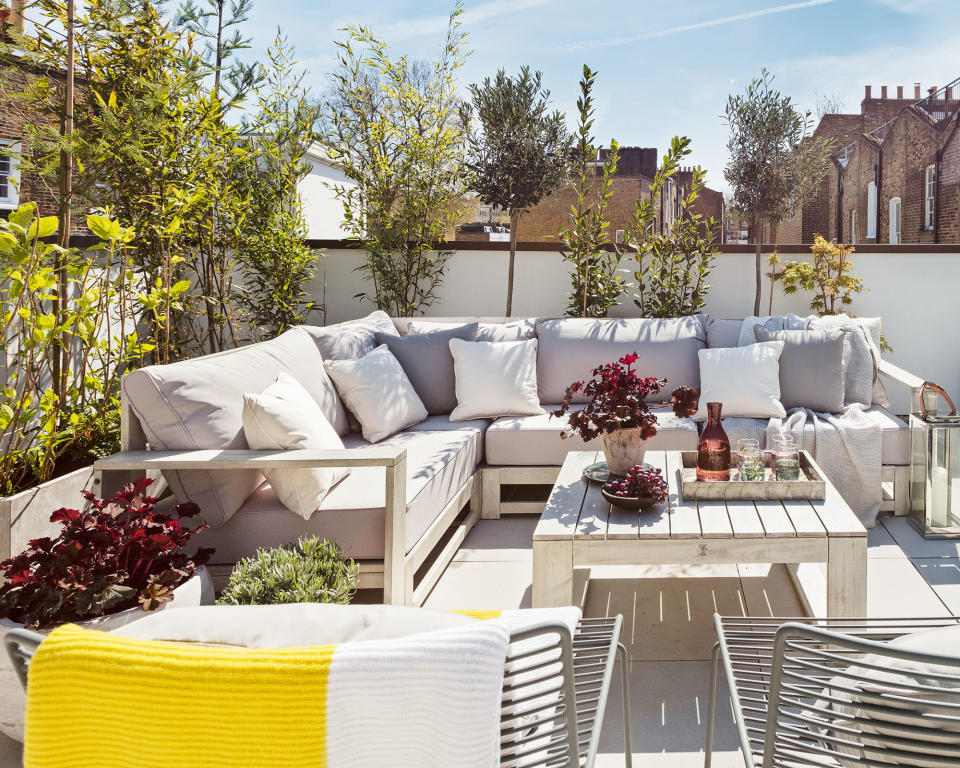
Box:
(772, 434), (801, 481)
(736, 439), (764, 481)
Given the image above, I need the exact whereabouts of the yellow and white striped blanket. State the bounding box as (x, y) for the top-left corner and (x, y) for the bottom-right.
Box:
(23, 611), (512, 768)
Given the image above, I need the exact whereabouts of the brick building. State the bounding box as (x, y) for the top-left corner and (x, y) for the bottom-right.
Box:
(790, 81), (960, 245)
(509, 146), (722, 243)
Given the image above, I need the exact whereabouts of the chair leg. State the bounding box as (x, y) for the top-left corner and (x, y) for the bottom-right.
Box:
(617, 642), (632, 768)
(705, 642), (720, 768)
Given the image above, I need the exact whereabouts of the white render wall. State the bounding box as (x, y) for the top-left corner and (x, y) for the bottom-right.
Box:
(312, 248), (960, 414)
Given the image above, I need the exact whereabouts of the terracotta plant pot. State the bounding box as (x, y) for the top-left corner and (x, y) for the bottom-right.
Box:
(601, 428), (648, 476)
(0, 566), (215, 742)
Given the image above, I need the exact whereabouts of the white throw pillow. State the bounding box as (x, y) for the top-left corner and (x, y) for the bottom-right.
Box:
(448, 338), (544, 422)
(242, 372), (350, 520)
(324, 344), (428, 443)
(695, 341), (786, 420)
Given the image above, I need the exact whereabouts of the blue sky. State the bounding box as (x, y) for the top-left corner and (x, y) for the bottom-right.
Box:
(244, 0), (960, 193)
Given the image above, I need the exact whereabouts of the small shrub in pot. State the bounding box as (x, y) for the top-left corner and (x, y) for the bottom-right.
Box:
(217, 536), (359, 606)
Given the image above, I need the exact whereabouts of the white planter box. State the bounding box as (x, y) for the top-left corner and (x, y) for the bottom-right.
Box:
(0, 566), (214, 741)
(0, 466), (98, 560)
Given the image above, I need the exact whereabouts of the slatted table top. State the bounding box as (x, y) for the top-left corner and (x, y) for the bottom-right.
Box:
(533, 450), (866, 543)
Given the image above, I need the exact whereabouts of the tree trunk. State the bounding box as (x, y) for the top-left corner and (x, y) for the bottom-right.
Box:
(753, 221), (762, 316)
(767, 221), (780, 315)
(506, 210), (519, 317)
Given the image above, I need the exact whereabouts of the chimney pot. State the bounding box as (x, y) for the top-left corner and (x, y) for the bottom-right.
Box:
(881, 85), (888, 99)
(865, 85), (872, 99)
(897, 85), (904, 99)
(915, 83), (922, 99)
(948, 85), (955, 100)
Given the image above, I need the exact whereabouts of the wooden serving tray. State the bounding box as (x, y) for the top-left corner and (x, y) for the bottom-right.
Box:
(679, 450), (825, 501)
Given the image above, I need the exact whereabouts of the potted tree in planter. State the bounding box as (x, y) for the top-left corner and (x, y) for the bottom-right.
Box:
(554, 354), (699, 475)
(0, 478), (214, 740)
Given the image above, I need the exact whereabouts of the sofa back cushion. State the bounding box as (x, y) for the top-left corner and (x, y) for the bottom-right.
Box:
(808, 315), (878, 408)
(374, 323), (478, 414)
(704, 316), (744, 349)
(122, 327), (340, 526)
(300, 310), (397, 361)
(406, 318), (538, 341)
(536, 317), (706, 403)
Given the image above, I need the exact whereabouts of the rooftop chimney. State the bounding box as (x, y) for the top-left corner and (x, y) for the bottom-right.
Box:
(929, 86), (938, 98)
(865, 85), (872, 99)
(897, 85), (904, 99)
(6, 0), (24, 31)
(881, 85), (888, 99)
(915, 83), (922, 99)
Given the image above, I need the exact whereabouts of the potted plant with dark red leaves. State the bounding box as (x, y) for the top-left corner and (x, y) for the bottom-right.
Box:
(554, 353), (700, 475)
(0, 478), (214, 739)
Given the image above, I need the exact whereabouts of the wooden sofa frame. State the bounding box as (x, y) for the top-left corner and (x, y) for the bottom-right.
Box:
(94, 319), (925, 608)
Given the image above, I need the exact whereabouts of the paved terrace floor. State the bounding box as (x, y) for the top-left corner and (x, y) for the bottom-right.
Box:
(1, 513), (958, 768)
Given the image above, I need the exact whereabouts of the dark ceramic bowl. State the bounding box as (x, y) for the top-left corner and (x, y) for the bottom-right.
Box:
(600, 487), (660, 510)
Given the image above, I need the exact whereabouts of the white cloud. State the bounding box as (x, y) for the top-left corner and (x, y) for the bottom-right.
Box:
(369, 0), (558, 41)
(870, 0), (945, 12)
(564, 0), (838, 51)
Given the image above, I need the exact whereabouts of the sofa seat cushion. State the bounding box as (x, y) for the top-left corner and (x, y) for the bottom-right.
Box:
(192, 415), (489, 563)
(535, 317), (706, 404)
(122, 327), (347, 527)
(721, 407), (908, 466)
(484, 406), (698, 466)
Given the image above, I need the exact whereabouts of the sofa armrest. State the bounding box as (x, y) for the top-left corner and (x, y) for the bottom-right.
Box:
(95, 445), (411, 606)
(93, 446), (407, 471)
(877, 359), (924, 413)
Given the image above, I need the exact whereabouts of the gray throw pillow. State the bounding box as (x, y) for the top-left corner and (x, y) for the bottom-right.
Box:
(374, 323), (478, 414)
(754, 326), (846, 413)
(301, 310), (398, 361)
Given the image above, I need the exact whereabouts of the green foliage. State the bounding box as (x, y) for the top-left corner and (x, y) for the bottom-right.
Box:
(629, 136), (720, 318)
(233, 35), (323, 340)
(0, 204), (179, 494)
(322, 5), (470, 316)
(560, 65), (627, 318)
(769, 235), (865, 315)
(723, 69), (835, 314)
(462, 66), (571, 314)
(217, 536), (359, 606)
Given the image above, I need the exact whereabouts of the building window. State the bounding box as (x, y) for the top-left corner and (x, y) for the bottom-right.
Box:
(851, 210), (857, 245)
(925, 164), (936, 230)
(0, 141), (21, 210)
(889, 197), (902, 244)
(866, 181), (877, 238)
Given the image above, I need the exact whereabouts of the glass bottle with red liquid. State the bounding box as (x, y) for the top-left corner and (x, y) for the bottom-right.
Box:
(697, 401), (731, 481)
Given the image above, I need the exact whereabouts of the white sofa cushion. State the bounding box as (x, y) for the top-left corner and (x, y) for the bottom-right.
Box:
(407, 318), (538, 341)
(536, 317), (706, 404)
(449, 338), (543, 422)
(122, 327), (345, 526)
(300, 310), (397, 361)
(485, 406), (698, 466)
(191, 416), (488, 562)
(695, 342), (787, 420)
(716, 407), (909, 465)
(242, 373), (350, 519)
(324, 345), (428, 443)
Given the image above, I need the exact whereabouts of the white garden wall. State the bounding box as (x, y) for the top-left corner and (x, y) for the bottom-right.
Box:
(312, 247), (960, 415)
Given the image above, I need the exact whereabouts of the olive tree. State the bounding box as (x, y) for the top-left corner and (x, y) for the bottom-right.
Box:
(724, 69), (834, 314)
(461, 66), (570, 315)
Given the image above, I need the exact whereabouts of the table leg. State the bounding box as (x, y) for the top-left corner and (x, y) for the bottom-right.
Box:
(827, 535), (868, 617)
(532, 539), (573, 608)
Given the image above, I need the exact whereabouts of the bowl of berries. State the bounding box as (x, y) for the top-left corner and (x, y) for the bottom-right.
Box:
(601, 465), (669, 510)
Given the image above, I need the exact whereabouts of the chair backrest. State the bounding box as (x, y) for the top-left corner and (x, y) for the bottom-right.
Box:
(5, 621), (582, 768)
(763, 622), (960, 768)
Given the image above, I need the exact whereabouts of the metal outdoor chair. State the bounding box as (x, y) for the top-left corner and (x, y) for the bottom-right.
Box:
(705, 614), (960, 768)
(6, 614), (631, 768)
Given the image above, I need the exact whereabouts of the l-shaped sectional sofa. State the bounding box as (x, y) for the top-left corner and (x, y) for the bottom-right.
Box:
(96, 311), (924, 606)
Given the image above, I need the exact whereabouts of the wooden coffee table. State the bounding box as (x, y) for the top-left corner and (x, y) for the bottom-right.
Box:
(532, 450), (867, 616)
